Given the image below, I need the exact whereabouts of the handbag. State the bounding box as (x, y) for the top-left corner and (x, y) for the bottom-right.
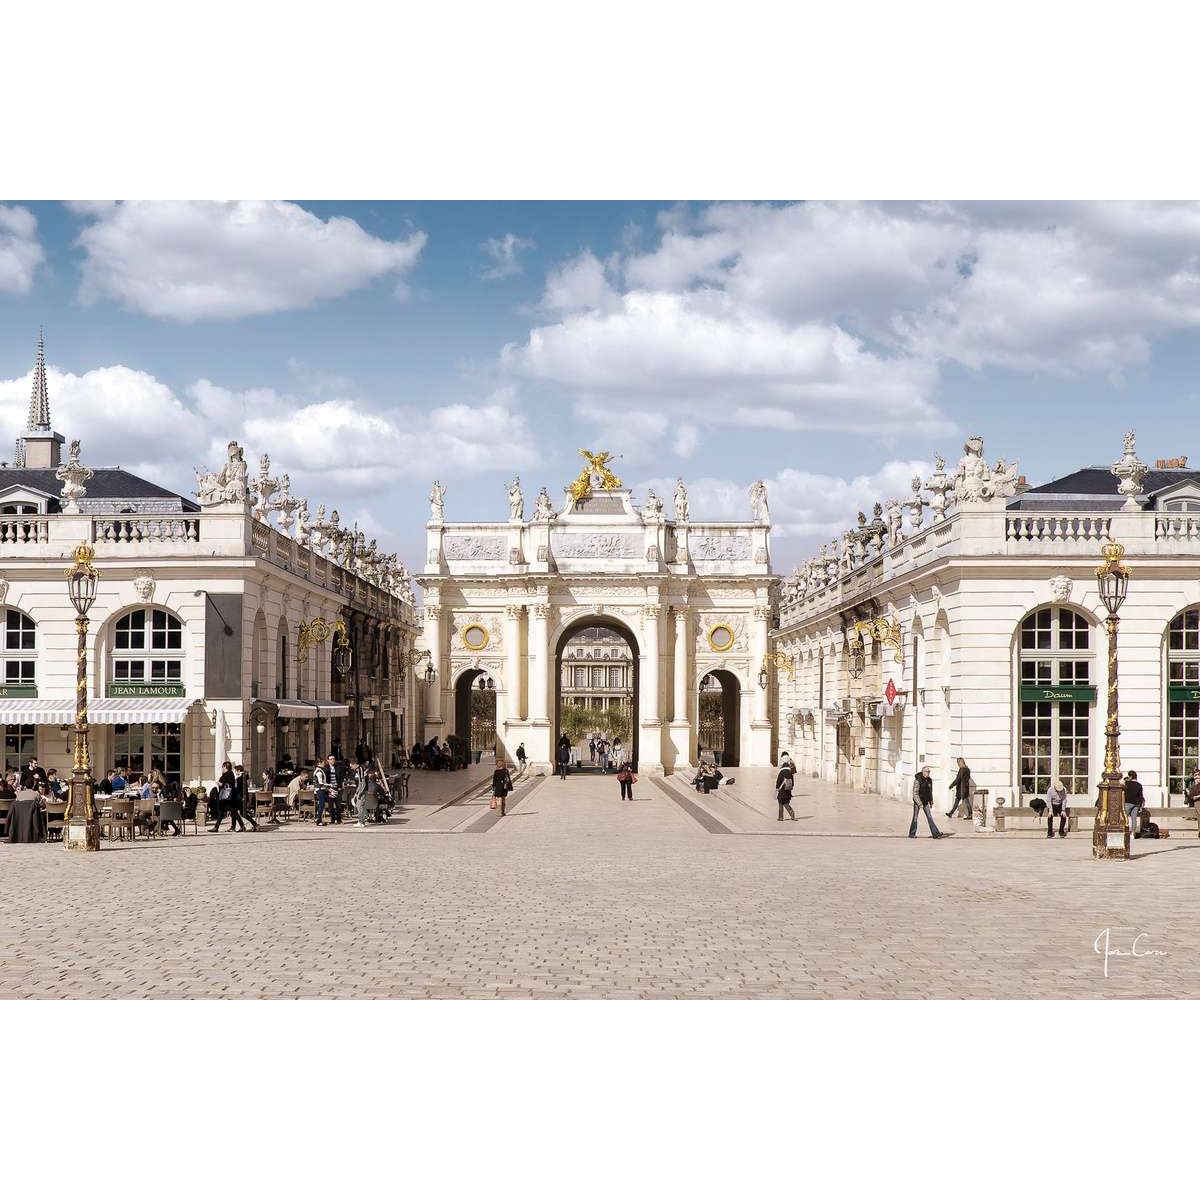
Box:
(217, 785), (233, 803)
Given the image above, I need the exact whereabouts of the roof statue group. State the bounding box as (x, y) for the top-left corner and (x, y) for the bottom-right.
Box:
(781, 434), (1023, 607)
(194, 440), (415, 604)
(427, 449), (770, 528)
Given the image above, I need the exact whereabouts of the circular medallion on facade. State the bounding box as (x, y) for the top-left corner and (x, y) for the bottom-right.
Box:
(461, 623), (490, 650)
(708, 623), (735, 652)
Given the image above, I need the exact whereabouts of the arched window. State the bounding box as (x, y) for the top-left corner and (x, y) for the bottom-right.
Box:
(1167, 608), (1200, 797)
(1, 608), (36, 691)
(1018, 607), (1094, 798)
(111, 608), (184, 685)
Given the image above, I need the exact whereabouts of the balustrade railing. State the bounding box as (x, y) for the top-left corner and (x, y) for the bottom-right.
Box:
(1155, 514), (1200, 541)
(0, 518), (49, 544)
(1005, 514), (1112, 543)
(93, 516), (201, 543)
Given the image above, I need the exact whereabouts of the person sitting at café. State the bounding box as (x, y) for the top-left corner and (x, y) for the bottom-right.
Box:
(46, 768), (67, 800)
(1186, 769), (1200, 808)
(0, 772), (17, 801)
(137, 774), (153, 800)
(35, 780), (53, 808)
(152, 780), (182, 836)
(21, 757), (48, 789)
(286, 768), (310, 818)
(111, 766), (128, 793)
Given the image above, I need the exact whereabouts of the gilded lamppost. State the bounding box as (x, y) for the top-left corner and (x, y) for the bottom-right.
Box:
(64, 542), (100, 852)
(1094, 540), (1131, 860)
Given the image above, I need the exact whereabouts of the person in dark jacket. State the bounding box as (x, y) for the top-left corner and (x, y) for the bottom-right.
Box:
(947, 758), (972, 818)
(491, 759), (513, 815)
(210, 761), (239, 831)
(617, 763), (636, 801)
(1124, 770), (1145, 836)
(556, 743), (570, 780)
(233, 764), (257, 831)
(909, 766), (943, 838)
(1186, 770), (1200, 808)
(516, 743), (527, 770)
(775, 765), (796, 820)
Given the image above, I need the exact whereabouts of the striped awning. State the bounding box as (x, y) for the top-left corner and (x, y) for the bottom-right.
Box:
(273, 699), (351, 719)
(87, 697), (198, 725)
(0, 698), (76, 724)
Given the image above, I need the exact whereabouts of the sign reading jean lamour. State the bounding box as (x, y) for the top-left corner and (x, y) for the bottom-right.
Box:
(107, 682), (186, 697)
(1018, 685), (1097, 702)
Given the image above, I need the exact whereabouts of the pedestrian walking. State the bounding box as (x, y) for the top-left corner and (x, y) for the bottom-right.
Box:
(233, 763), (258, 830)
(1045, 779), (1069, 838)
(210, 761), (241, 832)
(616, 763), (636, 800)
(597, 738), (610, 773)
(1123, 770), (1145, 836)
(556, 743), (570, 780)
(313, 754), (338, 826)
(611, 738), (624, 768)
(1186, 769), (1200, 807)
(909, 766), (943, 838)
(491, 759), (513, 815)
(588, 737), (596, 765)
(516, 742), (527, 770)
(776, 765), (797, 821)
(947, 757), (972, 818)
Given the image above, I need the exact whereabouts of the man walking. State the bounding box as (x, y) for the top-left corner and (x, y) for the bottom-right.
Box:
(909, 766), (943, 838)
(313, 754), (338, 826)
(1124, 770), (1145, 837)
(588, 737), (596, 765)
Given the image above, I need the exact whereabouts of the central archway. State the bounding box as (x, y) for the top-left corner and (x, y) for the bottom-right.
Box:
(555, 618), (639, 770)
(454, 666), (498, 763)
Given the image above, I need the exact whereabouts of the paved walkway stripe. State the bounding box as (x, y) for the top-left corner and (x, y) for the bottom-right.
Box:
(651, 776), (734, 834)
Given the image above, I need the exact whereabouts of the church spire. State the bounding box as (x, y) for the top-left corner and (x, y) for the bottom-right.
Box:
(27, 328), (51, 432)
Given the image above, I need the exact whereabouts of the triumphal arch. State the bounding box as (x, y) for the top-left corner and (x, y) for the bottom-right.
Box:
(416, 451), (777, 775)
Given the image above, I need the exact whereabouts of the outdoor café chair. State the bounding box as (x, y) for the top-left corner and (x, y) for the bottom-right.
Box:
(155, 800), (184, 837)
(43, 801), (67, 841)
(106, 799), (136, 842)
(297, 788), (316, 821)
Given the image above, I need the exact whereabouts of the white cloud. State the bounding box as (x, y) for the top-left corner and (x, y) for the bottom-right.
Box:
(0, 205), (44, 294)
(637, 459), (932, 565)
(481, 232), (535, 280)
(502, 201), (1200, 455)
(72, 201), (427, 321)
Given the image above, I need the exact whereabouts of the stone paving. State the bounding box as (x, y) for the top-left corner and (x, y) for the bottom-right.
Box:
(2, 767), (1199, 999)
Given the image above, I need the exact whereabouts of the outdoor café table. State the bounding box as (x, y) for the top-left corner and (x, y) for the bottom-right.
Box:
(6, 794), (45, 843)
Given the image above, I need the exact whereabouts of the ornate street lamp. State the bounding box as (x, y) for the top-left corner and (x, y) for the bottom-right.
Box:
(848, 635), (866, 680)
(1094, 540), (1131, 860)
(64, 542), (100, 852)
(758, 665), (768, 690)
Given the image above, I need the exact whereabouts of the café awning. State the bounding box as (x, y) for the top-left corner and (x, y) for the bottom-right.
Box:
(0, 698), (76, 724)
(88, 697), (198, 724)
(272, 699), (351, 719)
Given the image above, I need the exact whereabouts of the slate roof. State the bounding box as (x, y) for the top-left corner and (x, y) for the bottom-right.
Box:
(0, 468), (197, 513)
(1008, 467), (1200, 511)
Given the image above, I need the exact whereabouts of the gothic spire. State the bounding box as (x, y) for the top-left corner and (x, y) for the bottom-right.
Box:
(27, 328), (51, 432)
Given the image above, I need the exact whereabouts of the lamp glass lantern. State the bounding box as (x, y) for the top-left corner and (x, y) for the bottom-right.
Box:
(758, 665), (768, 690)
(333, 640), (352, 677)
(424, 662), (436, 685)
(67, 559), (98, 616)
(1098, 563), (1129, 615)
(848, 636), (866, 679)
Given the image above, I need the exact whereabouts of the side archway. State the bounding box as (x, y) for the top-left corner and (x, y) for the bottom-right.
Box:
(698, 667), (740, 767)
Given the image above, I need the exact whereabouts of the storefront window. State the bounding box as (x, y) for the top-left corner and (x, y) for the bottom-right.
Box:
(1167, 608), (1200, 797)
(112, 722), (183, 783)
(1, 608), (36, 690)
(3, 724), (35, 774)
(1018, 607), (1093, 798)
(111, 608), (184, 686)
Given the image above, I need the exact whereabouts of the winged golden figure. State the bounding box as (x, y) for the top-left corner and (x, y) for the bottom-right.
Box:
(568, 449), (623, 501)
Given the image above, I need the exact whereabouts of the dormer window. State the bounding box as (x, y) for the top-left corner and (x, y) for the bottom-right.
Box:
(1162, 498), (1200, 512)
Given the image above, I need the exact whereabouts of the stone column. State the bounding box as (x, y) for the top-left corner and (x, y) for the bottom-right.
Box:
(423, 603), (444, 738)
(528, 602), (551, 772)
(748, 604), (772, 766)
(505, 604), (524, 724)
(668, 606), (691, 770)
(640, 604), (663, 773)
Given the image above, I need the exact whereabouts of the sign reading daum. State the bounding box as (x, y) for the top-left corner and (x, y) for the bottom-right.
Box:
(1169, 686), (1200, 703)
(106, 683), (186, 698)
(1019, 685), (1097, 703)
(0, 684), (38, 698)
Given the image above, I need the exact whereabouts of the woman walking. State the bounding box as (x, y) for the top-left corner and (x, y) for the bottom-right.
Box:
(947, 757), (972, 818)
(909, 766), (943, 838)
(491, 758), (514, 815)
(616, 763), (636, 801)
(776, 764), (797, 820)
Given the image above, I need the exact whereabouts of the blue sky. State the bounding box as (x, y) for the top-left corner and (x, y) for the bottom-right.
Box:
(2, 199), (1199, 576)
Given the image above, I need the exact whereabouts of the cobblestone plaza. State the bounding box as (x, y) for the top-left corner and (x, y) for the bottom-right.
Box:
(3, 764), (1197, 999)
